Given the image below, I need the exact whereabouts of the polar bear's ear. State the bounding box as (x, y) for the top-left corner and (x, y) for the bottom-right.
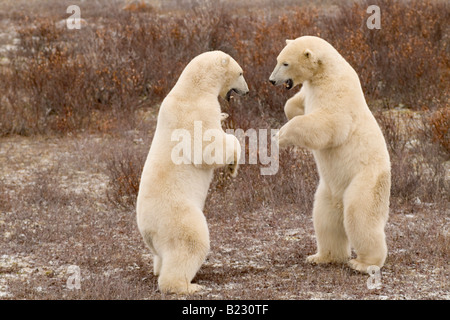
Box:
(304, 49), (313, 58)
(304, 49), (319, 63)
(221, 56), (230, 66)
(286, 39), (294, 45)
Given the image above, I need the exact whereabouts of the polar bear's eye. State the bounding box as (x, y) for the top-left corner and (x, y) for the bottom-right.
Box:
(283, 63), (289, 67)
(239, 72), (243, 76)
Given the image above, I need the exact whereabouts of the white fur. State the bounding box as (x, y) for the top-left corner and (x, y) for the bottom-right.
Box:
(271, 36), (391, 273)
(136, 51), (247, 294)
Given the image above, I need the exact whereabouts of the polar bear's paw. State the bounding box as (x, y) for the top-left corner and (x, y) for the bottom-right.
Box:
(160, 282), (204, 295)
(306, 253), (334, 265)
(348, 259), (371, 274)
(220, 112), (229, 122)
(186, 283), (204, 294)
(174, 283), (204, 295)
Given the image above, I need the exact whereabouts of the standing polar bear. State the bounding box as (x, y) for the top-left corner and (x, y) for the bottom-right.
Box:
(136, 51), (248, 294)
(270, 36), (391, 273)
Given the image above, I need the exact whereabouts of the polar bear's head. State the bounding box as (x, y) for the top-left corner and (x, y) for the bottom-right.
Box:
(179, 51), (249, 101)
(269, 36), (333, 89)
(215, 52), (249, 101)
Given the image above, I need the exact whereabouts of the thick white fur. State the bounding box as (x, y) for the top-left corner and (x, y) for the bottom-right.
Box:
(136, 51), (247, 294)
(270, 36), (391, 273)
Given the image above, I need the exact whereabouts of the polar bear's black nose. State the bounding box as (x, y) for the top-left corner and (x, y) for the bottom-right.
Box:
(269, 80), (276, 85)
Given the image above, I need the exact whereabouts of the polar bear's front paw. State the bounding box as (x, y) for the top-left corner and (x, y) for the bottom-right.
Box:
(186, 283), (204, 294)
(220, 112), (229, 122)
(272, 127), (290, 149)
(348, 259), (371, 274)
(159, 282), (204, 295)
(306, 253), (333, 265)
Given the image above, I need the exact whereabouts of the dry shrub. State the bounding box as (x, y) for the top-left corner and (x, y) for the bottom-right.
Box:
(1, 0), (448, 136)
(205, 147), (318, 217)
(428, 107), (450, 155)
(323, 0), (449, 110)
(122, 1), (155, 13)
(105, 144), (146, 209)
(375, 110), (449, 205)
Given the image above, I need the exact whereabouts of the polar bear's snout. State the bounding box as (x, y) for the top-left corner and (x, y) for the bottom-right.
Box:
(268, 67), (280, 86)
(269, 66), (293, 90)
(233, 87), (249, 96)
(235, 75), (249, 95)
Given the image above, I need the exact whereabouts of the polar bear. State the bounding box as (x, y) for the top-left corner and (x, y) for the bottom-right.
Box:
(269, 36), (391, 273)
(136, 51), (248, 294)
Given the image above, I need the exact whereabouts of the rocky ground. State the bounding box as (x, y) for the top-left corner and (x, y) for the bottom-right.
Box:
(0, 134), (448, 300)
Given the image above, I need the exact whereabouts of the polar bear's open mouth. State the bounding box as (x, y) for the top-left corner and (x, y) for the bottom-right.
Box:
(227, 88), (245, 101)
(284, 79), (294, 90)
(225, 89), (236, 101)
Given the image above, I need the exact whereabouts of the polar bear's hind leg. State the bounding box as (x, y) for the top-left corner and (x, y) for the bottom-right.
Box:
(306, 182), (351, 265)
(156, 207), (210, 294)
(343, 171), (390, 273)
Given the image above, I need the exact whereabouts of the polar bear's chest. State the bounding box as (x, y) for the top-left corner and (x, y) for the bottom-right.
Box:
(302, 83), (317, 115)
(304, 94), (316, 115)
